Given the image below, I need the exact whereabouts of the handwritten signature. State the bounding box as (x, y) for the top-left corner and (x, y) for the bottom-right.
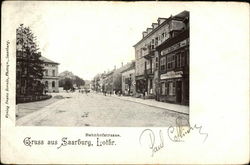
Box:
(139, 116), (208, 157)
(139, 129), (164, 157)
(167, 116), (208, 143)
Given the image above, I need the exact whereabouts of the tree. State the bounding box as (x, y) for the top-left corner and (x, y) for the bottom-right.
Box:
(16, 24), (44, 95)
(74, 76), (85, 87)
(63, 78), (73, 91)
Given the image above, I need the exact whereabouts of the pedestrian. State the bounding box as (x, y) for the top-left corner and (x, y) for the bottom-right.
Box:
(142, 89), (145, 99)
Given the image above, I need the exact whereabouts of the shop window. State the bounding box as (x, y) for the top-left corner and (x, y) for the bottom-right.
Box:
(161, 82), (165, 95)
(165, 82), (168, 95)
(160, 57), (166, 71)
(168, 81), (176, 96)
(167, 54), (175, 70)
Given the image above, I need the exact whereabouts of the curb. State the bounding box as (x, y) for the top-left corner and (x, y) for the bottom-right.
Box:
(109, 95), (189, 115)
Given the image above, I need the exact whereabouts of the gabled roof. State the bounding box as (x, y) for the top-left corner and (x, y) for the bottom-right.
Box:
(40, 56), (59, 64)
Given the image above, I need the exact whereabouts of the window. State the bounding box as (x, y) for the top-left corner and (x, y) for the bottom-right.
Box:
(168, 81), (176, 96)
(176, 53), (181, 68)
(151, 39), (155, 50)
(161, 82), (165, 95)
(155, 57), (159, 69)
(45, 69), (48, 76)
(52, 70), (55, 76)
(160, 57), (166, 71)
(181, 51), (186, 67)
(167, 54), (175, 70)
(155, 37), (158, 46)
(162, 33), (165, 39)
(45, 81), (48, 88)
(52, 81), (55, 88)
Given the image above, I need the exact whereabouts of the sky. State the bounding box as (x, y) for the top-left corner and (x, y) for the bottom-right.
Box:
(13, 1), (188, 80)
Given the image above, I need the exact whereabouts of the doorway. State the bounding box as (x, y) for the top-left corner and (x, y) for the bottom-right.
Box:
(176, 81), (182, 104)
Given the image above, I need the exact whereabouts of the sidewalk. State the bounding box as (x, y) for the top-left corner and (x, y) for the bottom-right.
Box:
(111, 94), (189, 115)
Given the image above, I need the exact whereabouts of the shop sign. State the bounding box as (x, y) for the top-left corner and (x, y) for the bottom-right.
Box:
(160, 71), (183, 79)
(161, 39), (189, 56)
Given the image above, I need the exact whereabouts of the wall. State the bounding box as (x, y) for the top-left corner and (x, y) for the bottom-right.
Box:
(42, 63), (59, 93)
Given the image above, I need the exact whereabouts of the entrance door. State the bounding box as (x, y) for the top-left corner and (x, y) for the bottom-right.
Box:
(176, 81), (182, 104)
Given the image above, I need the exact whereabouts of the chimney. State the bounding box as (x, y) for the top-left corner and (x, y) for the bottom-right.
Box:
(121, 62), (123, 67)
(114, 65), (116, 70)
(142, 31), (147, 38)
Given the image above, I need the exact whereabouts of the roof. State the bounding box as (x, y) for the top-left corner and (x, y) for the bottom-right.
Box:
(133, 10), (189, 47)
(121, 62), (135, 73)
(173, 10), (189, 19)
(121, 65), (135, 74)
(40, 56), (59, 64)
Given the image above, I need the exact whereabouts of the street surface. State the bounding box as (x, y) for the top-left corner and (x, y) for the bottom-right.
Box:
(16, 92), (189, 127)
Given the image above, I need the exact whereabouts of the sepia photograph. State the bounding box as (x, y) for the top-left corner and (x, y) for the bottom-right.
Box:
(1, 1), (249, 164)
(15, 4), (189, 127)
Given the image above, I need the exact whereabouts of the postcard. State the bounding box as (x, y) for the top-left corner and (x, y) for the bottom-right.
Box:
(1, 1), (249, 164)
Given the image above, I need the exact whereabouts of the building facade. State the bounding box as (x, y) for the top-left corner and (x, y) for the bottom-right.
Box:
(40, 56), (60, 93)
(16, 50), (60, 95)
(134, 11), (189, 104)
(156, 11), (189, 105)
(121, 62), (136, 96)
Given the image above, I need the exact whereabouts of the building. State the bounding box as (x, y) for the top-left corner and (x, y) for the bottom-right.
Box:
(133, 10), (189, 104)
(103, 70), (114, 94)
(16, 49), (60, 95)
(40, 56), (60, 93)
(121, 61), (136, 96)
(156, 11), (189, 105)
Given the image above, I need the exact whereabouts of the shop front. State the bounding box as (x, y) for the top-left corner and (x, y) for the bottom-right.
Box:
(135, 75), (147, 95)
(159, 70), (189, 105)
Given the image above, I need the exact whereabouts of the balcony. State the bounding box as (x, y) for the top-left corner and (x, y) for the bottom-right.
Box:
(143, 46), (155, 60)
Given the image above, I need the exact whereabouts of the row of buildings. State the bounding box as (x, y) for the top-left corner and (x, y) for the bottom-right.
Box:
(92, 61), (136, 96)
(93, 10), (189, 105)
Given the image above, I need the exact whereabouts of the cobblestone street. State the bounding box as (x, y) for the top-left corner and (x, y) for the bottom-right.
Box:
(16, 92), (189, 127)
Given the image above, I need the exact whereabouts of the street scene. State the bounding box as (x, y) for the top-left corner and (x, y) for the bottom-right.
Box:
(16, 91), (188, 126)
(15, 6), (189, 127)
